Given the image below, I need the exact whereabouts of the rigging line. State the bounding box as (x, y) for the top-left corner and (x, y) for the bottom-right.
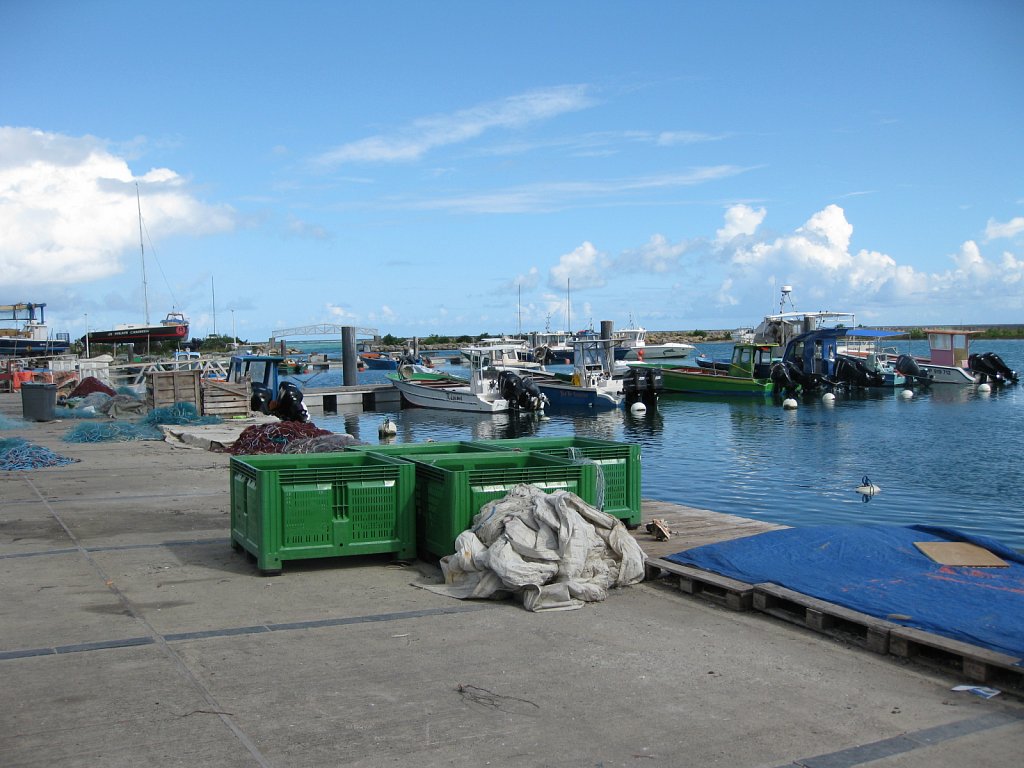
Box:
(139, 215), (180, 309)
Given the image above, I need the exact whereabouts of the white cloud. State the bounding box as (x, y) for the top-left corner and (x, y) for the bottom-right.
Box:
(718, 204), (1024, 317)
(0, 127), (234, 286)
(286, 215), (330, 240)
(512, 267), (540, 290)
(656, 131), (726, 146)
(985, 216), (1024, 241)
(715, 204), (766, 247)
(409, 165), (749, 214)
(313, 85), (596, 167)
(623, 234), (688, 273)
(797, 204), (853, 253)
(549, 242), (609, 291)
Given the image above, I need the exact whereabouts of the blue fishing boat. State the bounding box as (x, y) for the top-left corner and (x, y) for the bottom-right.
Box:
(516, 337), (660, 410)
(774, 327), (912, 391)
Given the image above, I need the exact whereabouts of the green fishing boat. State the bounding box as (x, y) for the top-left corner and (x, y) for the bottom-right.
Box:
(628, 343), (778, 396)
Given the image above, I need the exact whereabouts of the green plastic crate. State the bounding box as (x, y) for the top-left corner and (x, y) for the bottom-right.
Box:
(476, 437), (642, 527)
(407, 450), (599, 559)
(229, 451), (415, 574)
(346, 441), (496, 458)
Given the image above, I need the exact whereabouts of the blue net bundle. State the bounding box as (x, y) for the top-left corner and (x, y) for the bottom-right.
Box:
(143, 402), (222, 427)
(63, 422), (163, 442)
(0, 413), (24, 430)
(0, 436), (79, 470)
(53, 405), (103, 419)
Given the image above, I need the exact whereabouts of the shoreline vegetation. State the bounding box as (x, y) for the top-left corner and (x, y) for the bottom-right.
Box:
(71, 326), (1024, 357)
(364, 325), (1024, 352)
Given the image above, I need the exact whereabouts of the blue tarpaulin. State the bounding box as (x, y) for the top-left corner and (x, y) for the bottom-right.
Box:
(666, 525), (1024, 660)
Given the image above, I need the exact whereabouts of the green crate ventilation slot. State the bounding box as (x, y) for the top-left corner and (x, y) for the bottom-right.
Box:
(283, 483), (332, 545)
(276, 465), (403, 546)
(345, 480), (399, 541)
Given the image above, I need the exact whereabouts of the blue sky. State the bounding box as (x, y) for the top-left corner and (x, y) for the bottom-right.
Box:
(2, 1), (1022, 343)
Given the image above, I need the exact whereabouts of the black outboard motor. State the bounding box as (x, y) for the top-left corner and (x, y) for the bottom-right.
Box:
(622, 367), (662, 407)
(770, 362), (800, 398)
(273, 381), (310, 422)
(895, 354), (930, 387)
(251, 383), (274, 415)
(834, 357), (884, 388)
(497, 371), (545, 411)
(969, 352), (1019, 385)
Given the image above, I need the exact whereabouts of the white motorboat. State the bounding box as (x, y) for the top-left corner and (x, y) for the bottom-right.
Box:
(612, 325), (695, 361)
(388, 348), (546, 413)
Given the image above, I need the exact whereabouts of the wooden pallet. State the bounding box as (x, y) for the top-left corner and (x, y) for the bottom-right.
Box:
(201, 379), (250, 417)
(146, 370), (202, 409)
(645, 557), (754, 611)
(753, 583), (899, 654)
(889, 625), (1024, 693)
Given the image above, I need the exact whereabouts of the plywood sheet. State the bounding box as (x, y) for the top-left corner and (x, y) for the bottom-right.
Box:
(914, 541), (1007, 567)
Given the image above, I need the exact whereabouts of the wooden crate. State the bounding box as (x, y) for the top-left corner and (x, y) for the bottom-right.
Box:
(201, 378), (250, 417)
(147, 370), (202, 409)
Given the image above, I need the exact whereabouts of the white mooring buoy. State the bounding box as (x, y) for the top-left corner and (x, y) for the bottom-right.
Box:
(978, 382), (992, 393)
(630, 401), (647, 415)
(856, 475), (881, 496)
(379, 416), (397, 437)
(822, 392), (835, 405)
(782, 398), (798, 410)
(899, 389), (914, 400)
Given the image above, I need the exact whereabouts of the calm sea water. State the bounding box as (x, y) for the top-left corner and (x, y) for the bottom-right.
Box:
(285, 339), (1024, 551)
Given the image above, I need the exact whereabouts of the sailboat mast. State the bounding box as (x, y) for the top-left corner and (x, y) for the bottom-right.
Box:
(567, 278), (571, 333)
(137, 184), (150, 325)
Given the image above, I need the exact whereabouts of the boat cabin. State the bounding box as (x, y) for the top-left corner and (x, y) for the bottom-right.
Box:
(568, 337), (615, 386)
(783, 328), (904, 378)
(925, 329), (977, 368)
(728, 344), (777, 379)
(228, 354), (284, 391)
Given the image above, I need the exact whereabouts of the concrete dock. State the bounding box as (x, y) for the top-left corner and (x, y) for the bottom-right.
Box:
(1, 393), (1022, 767)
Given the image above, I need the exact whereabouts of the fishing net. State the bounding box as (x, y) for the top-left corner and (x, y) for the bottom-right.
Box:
(63, 422), (164, 443)
(67, 377), (117, 398)
(282, 433), (366, 453)
(229, 422), (333, 455)
(566, 447), (606, 512)
(62, 400), (222, 442)
(0, 436), (79, 470)
(0, 414), (25, 430)
(143, 402), (221, 427)
(53, 405), (103, 419)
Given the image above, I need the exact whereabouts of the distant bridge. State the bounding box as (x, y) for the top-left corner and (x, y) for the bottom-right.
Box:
(270, 324), (379, 340)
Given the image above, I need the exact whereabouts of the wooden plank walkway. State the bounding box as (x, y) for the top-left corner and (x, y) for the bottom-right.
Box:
(633, 498), (787, 559)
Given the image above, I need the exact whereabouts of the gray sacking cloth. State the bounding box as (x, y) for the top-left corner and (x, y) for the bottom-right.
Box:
(423, 484), (647, 612)
(99, 394), (149, 419)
